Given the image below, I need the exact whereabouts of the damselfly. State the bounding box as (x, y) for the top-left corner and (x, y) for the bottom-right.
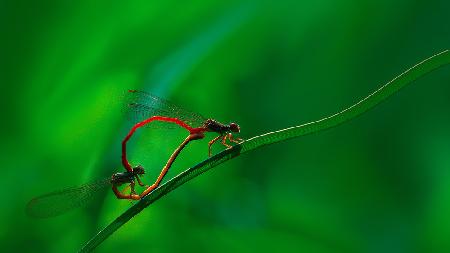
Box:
(26, 166), (145, 218)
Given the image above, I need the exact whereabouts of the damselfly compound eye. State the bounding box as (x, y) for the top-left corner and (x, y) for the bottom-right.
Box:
(229, 123), (240, 133)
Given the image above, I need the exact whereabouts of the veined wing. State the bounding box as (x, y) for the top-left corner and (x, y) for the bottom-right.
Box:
(123, 90), (206, 128)
(26, 178), (111, 218)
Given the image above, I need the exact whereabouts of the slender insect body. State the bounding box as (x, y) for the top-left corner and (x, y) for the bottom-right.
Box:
(26, 165), (146, 218)
(111, 172), (134, 186)
(204, 119), (240, 134)
(111, 166), (145, 186)
(204, 119), (229, 133)
(118, 90), (243, 199)
(111, 165), (145, 200)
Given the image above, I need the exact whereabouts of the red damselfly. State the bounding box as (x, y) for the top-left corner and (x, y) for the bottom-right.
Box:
(26, 166), (145, 218)
(121, 90), (243, 198)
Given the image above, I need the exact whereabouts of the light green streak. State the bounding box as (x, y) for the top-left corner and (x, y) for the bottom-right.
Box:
(79, 50), (450, 252)
(149, 3), (254, 96)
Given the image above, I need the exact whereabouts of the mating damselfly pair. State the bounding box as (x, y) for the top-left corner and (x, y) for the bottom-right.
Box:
(26, 90), (242, 218)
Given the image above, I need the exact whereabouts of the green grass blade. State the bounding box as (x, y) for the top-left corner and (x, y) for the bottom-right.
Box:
(79, 50), (449, 252)
(240, 50), (450, 152)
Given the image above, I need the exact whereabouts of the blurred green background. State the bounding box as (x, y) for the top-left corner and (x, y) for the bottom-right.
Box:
(1, 0), (450, 252)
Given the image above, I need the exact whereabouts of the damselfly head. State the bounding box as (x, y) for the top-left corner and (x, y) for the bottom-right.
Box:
(229, 122), (240, 133)
(133, 165), (145, 175)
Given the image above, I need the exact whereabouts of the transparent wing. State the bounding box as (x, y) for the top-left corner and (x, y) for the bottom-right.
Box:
(123, 90), (206, 128)
(26, 178), (111, 218)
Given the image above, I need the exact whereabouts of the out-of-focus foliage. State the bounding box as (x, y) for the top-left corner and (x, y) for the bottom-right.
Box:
(1, 0), (449, 252)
